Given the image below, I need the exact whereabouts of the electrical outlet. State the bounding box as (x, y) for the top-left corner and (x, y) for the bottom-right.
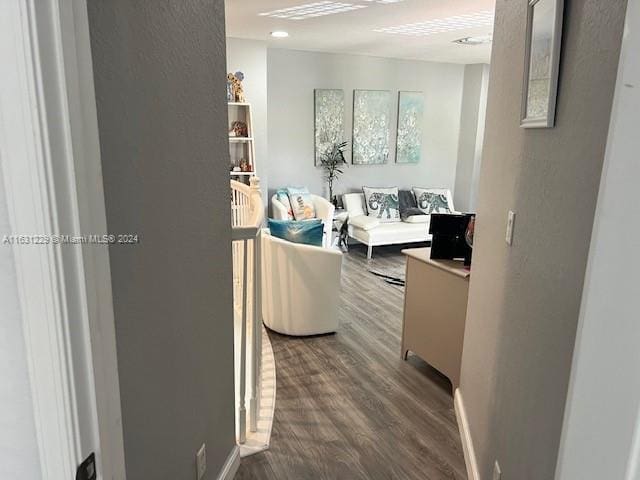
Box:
(196, 443), (206, 480)
(493, 460), (502, 480)
(506, 211), (516, 245)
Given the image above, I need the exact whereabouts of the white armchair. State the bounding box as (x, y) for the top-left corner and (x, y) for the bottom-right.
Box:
(271, 193), (335, 248)
(261, 230), (342, 336)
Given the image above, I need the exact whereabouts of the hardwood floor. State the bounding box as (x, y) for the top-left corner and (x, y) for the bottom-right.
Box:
(236, 244), (466, 480)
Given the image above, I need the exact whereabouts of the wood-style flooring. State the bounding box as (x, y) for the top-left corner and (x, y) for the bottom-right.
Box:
(236, 244), (466, 480)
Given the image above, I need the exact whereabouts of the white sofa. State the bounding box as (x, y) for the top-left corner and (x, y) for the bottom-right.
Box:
(343, 191), (455, 259)
(261, 229), (342, 336)
(271, 193), (335, 248)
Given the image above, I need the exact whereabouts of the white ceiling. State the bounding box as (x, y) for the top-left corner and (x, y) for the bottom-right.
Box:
(225, 0), (496, 64)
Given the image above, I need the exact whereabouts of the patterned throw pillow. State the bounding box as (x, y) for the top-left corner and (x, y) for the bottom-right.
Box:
(412, 188), (453, 214)
(275, 188), (294, 220)
(286, 187), (316, 221)
(268, 219), (323, 247)
(362, 187), (401, 223)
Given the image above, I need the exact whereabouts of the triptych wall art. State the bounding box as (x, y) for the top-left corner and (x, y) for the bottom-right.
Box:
(313, 89), (424, 166)
(314, 89), (345, 166)
(352, 90), (391, 165)
(396, 91), (424, 164)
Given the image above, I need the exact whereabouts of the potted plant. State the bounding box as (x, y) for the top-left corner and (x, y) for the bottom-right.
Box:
(319, 141), (348, 206)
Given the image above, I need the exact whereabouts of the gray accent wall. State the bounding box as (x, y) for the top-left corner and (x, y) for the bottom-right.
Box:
(266, 49), (466, 201)
(87, 1), (236, 479)
(459, 0), (627, 479)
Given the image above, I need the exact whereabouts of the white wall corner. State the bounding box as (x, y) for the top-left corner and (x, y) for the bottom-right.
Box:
(455, 389), (481, 480)
(217, 445), (241, 480)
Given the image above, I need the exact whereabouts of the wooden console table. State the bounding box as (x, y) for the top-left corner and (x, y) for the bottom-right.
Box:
(401, 247), (470, 390)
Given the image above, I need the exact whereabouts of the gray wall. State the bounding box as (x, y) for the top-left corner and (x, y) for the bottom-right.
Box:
(459, 0), (627, 479)
(266, 49), (466, 202)
(555, 2), (639, 477)
(87, 1), (236, 479)
(0, 166), (41, 480)
(454, 64), (490, 212)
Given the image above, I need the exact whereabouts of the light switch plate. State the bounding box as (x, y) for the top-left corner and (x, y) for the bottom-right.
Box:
(196, 443), (206, 480)
(493, 460), (502, 480)
(506, 211), (516, 245)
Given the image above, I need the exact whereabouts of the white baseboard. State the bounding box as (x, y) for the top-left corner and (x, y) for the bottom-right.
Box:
(454, 389), (481, 480)
(217, 445), (241, 480)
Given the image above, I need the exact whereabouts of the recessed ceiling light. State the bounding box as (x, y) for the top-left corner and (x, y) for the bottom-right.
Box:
(374, 10), (494, 36)
(271, 31), (290, 38)
(259, 1), (367, 20)
(453, 34), (492, 45)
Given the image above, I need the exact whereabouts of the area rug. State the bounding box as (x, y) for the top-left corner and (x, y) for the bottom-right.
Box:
(368, 269), (406, 287)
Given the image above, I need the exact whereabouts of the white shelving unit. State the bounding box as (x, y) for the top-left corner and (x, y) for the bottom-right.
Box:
(228, 102), (256, 184)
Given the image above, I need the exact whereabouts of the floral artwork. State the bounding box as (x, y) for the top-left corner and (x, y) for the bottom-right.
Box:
(352, 90), (391, 165)
(396, 92), (424, 164)
(314, 89), (345, 166)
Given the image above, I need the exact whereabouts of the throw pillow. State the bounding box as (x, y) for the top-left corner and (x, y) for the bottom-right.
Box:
(362, 187), (400, 223)
(267, 219), (323, 247)
(398, 189), (420, 221)
(286, 187), (316, 221)
(275, 188), (294, 220)
(412, 188), (453, 214)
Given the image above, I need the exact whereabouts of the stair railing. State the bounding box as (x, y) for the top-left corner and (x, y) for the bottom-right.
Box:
(230, 177), (263, 444)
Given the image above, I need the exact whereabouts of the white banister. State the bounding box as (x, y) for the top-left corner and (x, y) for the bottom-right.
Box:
(238, 238), (248, 444)
(230, 177), (263, 444)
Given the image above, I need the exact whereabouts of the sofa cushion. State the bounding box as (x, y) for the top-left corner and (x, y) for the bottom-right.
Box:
(343, 193), (366, 217)
(351, 221), (430, 245)
(287, 186), (316, 220)
(275, 188), (294, 220)
(268, 218), (323, 247)
(362, 186), (400, 223)
(413, 188), (453, 214)
(349, 214), (380, 231)
(404, 214), (430, 224)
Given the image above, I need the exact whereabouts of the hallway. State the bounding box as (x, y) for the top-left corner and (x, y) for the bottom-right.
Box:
(237, 246), (466, 480)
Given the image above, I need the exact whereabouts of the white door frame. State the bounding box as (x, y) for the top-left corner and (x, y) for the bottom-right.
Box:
(0, 1), (125, 479)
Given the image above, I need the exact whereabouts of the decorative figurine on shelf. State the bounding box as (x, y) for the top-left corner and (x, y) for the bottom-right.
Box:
(229, 121), (248, 138)
(239, 158), (249, 172)
(226, 74), (234, 102)
(227, 71), (246, 103)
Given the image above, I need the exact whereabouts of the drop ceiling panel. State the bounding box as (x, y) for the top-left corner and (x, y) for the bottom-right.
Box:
(225, 0), (495, 64)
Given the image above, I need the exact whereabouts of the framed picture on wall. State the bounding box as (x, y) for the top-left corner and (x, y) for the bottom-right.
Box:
(352, 90), (391, 165)
(396, 91), (424, 164)
(314, 89), (345, 165)
(520, 0), (564, 128)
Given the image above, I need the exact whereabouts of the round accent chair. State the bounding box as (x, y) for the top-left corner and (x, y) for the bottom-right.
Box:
(261, 229), (342, 336)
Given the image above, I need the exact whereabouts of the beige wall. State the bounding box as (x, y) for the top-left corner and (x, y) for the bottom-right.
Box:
(460, 0), (627, 479)
(87, 1), (236, 478)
